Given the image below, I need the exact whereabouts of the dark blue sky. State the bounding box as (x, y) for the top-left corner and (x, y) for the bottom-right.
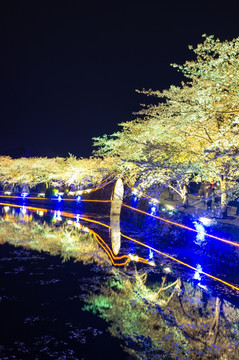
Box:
(1, 3), (238, 158)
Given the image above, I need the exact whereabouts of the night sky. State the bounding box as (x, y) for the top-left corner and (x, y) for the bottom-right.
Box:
(1, 3), (238, 158)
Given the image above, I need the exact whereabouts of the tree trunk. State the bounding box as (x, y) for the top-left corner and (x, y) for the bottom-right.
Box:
(220, 175), (227, 217)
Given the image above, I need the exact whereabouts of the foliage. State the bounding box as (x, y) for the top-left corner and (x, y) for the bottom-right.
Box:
(0, 154), (119, 189)
(84, 268), (239, 359)
(93, 35), (239, 210)
(0, 216), (111, 266)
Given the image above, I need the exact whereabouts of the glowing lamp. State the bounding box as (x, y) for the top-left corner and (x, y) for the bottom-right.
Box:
(76, 195), (82, 203)
(199, 217), (212, 226)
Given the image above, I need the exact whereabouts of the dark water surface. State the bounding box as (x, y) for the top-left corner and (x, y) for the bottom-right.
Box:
(1, 198), (239, 358)
(0, 244), (129, 359)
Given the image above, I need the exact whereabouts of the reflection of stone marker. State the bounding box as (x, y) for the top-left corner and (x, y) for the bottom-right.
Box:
(110, 179), (124, 255)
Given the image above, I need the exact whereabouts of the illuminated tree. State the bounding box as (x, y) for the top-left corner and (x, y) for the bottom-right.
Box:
(94, 35), (239, 213)
(0, 155), (119, 191)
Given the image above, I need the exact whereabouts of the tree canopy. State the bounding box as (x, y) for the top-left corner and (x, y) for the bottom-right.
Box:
(93, 35), (239, 209)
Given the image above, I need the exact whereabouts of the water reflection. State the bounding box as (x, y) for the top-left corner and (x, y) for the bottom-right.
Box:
(1, 202), (239, 358)
(110, 215), (121, 255)
(193, 221), (206, 245)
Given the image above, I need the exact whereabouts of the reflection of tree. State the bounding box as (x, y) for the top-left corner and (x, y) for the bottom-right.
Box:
(84, 268), (239, 359)
(0, 217), (111, 266)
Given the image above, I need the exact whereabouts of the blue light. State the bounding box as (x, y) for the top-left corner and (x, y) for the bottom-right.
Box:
(20, 206), (27, 215)
(132, 194), (138, 204)
(76, 195), (82, 203)
(150, 205), (157, 215)
(193, 221), (206, 245)
(193, 264), (202, 281)
(148, 248), (154, 260)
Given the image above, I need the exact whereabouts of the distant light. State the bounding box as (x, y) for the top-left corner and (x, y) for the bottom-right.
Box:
(150, 198), (159, 204)
(76, 195), (82, 203)
(4, 191), (12, 195)
(166, 204), (174, 211)
(150, 205), (157, 215)
(132, 188), (138, 195)
(67, 220), (73, 225)
(21, 192), (29, 198)
(68, 191), (75, 196)
(199, 217), (212, 226)
(37, 193), (45, 198)
(84, 189), (92, 194)
(58, 195), (62, 202)
(75, 214), (80, 223)
(58, 192), (64, 196)
(38, 210), (44, 217)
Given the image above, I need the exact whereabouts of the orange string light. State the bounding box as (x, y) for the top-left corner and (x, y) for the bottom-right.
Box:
(122, 203), (239, 248)
(121, 232), (239, 291)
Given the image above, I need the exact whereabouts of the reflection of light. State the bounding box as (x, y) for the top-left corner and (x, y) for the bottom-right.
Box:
(129, 253), (139, 262)
(193, 221), (205, 244)
(75, 214), (80, 223)
(199, 217), (212, 226)
(21, 192), (29, 198)
(4, 206), (10, 212)
(21, 206), (27, 215)
(58, 195), (62, 202)
(148, 248), (154, 260)
(163, 267), (171, 274)
(193, 264), (202, 281)
(148, 260), (156, 266)
(54, 210), (62, 221)
(198, 283), (207, 290)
